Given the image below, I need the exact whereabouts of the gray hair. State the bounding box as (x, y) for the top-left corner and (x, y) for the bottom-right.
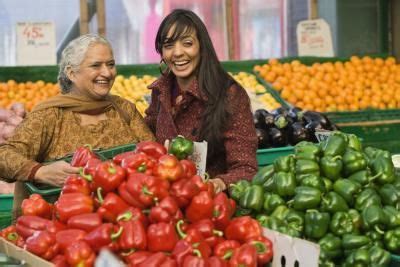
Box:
(58, 34), (113, 93)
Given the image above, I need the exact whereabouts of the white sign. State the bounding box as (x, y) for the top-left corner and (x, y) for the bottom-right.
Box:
(263, 228), (320, 267)
(297, 19), (334, 57)
(315, 130), (333, 143)
(16, 22), (56, 65)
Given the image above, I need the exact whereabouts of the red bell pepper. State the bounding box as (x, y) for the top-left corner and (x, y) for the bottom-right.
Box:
(170, 177), (200, 208)
(61, 172), (92, 196)
(0, 225), (24, 247)
(212, 192), (236, 231)
(47, 220), (68, 235)
(83, 223), (123, 252)
(180, 159), (197, 179)
(21, 193), (53, 219)
(121, 152), (156, 176)
(118, 181), (146, 209)
(123, 251), (152, 266)
(113, 151), (136, 165)
(155, 154), (184, 181)
(15, 215), (52, 239)
(214, 240), (241, 260)
(229, 244), (258, 267)
(117, 210), (147, 251)
(55, 229), (86, 252)
(65, 240), (96, 267)
(207, 256), (228, 267)
(148, 196), (183, 224)
(224, 216), (263, 243)
(93, 161), (126, 193)
(147, 222), (179, 252)
(83, 157), (102, 178)
(187, 219), (224, 249)
(161, 257), (178, 267)
(246, 236), (273, 265)
(126, 173), (170, 208)
(135, 140), (167, 160)
(67, 213), (102, 232)
(120, 206), (149, 227)
(182, 254), (208, 267)
(97, 190), (130, 222)
(71, 144), (99, 167)
(137, 251), (167, 267)
(25, 231), (60, 260)
(185, 191), (214, 223)
(55, 192), (94, 223)
(191, 175), (215, 197)
(51, 254), (68, 267)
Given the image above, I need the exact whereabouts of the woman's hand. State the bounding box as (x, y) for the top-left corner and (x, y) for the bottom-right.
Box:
(209, 178), (227, 194)
(34, 161), (80, 187)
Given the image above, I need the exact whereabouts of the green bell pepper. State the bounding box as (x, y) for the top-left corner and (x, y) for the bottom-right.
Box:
(330, 211), (355, 236)
(379, 184), (400, 208)
(322, 177), (333, 192)
(295, 151), (320, 161)
(320, 155), (343, 181)
(342, 234), (371, 251)
(168, 135), (194, 160)
(252, 165), (274, 185)
(291, 186), (322, 211)
(362, 204), (388, 233)
(304, 210), (330, 240)
(343, 248), (370, 267)
(239, 184), (264, 212)
(270, 205), (289, 220)
(384, 227), (400, 253)
(262, 176), (275, 193)
(383, 205), (400, 229)
(366, 230), (384, 248)
(263, 192), (285, 214)
(229, 179), (251, 201)
(284, 209), (304, 235)
(234, 206), (252, 217)
(348, 209), (362, 233)
(348, 169), (379, 186)
(318, 233), (342, 260)
(321, 191), (349, 213)
(295, 159), (320, 180)
(333, 179), (362, 206)
(274, 171), (296, 198)
(347, 134), (362, 152)
(364, 146), (391, 161)
(342, 148), (367, 176)
(369, 245), (391, 267)
(295, 141), (321, 153)
(323, 133), (347, 157)
(300, 174), (325, 192)
(370, 155), (395, 184)
(273, 155), (295, 173)
(355, 188), (382, 211)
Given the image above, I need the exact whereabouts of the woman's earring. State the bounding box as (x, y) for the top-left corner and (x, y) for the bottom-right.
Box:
(159, 59), (171, 76)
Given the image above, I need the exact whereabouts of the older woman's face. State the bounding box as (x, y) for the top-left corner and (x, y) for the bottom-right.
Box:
(69, 43), (116, 99)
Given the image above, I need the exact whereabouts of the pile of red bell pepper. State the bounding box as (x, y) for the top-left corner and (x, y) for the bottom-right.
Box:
(0, 140), (273, 267)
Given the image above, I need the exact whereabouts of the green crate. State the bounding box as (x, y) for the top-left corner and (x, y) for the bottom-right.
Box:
(0, 212), (12, 230)
(0, 194), (13, 212)
(97, 143), (136, 160)
(256, 146), (294, 167)
(390, 254), (400, 267)
(24, 183), (61, 204)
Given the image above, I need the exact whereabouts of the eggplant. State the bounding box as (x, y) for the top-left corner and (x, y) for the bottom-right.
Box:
(269, 127), (287, 147)
(274, 114), (289, 129)
(264, 112), (275, 128)
(288, 121), (309, 145)
(302, 111), (333, 129)
(305, 120), (325, 143)
(287, 106), (304, 123)
(270, 107), (289, 117)
(255, 128), (270, 149)
(253, 114), (266, 130)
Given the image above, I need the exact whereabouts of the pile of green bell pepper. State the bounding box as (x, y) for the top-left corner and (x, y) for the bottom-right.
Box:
(228, 132), (400, 267)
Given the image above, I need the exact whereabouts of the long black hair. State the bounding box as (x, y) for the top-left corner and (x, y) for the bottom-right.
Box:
(155, 9), (237, 158)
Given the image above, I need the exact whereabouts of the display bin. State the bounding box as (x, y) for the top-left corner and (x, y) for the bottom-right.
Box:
(391, 254), (400, 267)
(0, 194), (13, 229)
(256, 146), (294, 167)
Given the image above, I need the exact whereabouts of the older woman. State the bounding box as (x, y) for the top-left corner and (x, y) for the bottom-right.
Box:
(0, 34), (155, 218)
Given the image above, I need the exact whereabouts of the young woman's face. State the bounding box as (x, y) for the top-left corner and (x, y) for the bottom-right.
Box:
(68, 43), (116, 99)
(162, 26), (200, 86)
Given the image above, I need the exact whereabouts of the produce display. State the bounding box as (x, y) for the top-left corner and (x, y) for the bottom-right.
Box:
(0, 138), (273, 267)
(254, 56), (400, 112)
(0, 80), (60, 111)
(231, 71), (281, 111)
(111, 74), (156, 116)
(231, 132), (398, 266)
(253, 106), (338, 148)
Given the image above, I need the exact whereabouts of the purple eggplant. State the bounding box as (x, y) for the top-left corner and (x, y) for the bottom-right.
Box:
(256, 128), (270, 149)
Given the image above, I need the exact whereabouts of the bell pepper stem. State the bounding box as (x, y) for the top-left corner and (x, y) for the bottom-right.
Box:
(213, 229), (224, 237)
(375, 225), (385, 235)
(79, 167), (93, 182)
(111, 226), (123, 240)
(137, 163), (147, 173)
(251, 241), (267, 254)
(204, 172), (210, 182)
(192, 249), (202, 258)
(142, 186), (154, 196)
(117, 211), (133, 222)
(97, 187), (104, 204)
(108, 165), (117, 175)
(222, 250), (234, 260)
(176, 220), (187, 239)
(7, 233), (18, 241)
(120, 249), (136, 257)
(84, 144), (93, 150)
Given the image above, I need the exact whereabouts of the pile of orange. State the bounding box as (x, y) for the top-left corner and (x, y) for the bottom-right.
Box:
(254, 56), (400, 112)
(0, 80), (60, 111)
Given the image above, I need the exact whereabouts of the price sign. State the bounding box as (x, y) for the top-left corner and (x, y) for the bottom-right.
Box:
(315, 130), (333, 143)
(297, 19), (334, 57)
(16, 22), (56, 65)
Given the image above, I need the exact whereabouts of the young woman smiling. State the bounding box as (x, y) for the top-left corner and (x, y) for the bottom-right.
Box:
(145, 9), (258, 192)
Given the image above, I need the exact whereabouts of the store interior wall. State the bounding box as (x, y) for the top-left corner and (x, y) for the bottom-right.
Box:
(391, 0), (400, 61)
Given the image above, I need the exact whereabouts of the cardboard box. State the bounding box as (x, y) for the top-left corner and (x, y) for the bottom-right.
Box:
(0, 238), (53, 267)
(263, 228), (320, 267)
